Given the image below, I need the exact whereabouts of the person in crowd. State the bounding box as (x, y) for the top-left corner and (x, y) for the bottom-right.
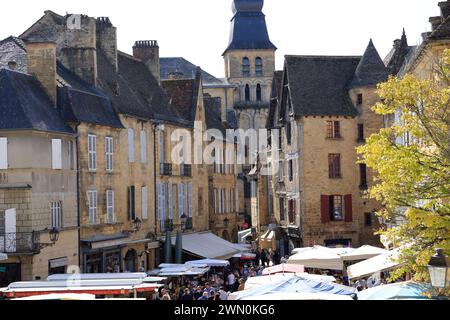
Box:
(198, 292), (209, 301)
(280, 255), (289, 264)
(193, 286), (203, 300)
(226, 271), (236, 292)
(255, 249), (261, 267)
(181, 288), (193, 301)
(238, 278), (246, 291)
(208, 290), (216, 300)
(273, 250), (280, 265)
(218, 287), (229, 301)
(213, 292), (222, 301)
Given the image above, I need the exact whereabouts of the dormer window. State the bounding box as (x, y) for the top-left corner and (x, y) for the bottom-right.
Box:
(255, 57), (263, 76)
(242, 57), (250, 77)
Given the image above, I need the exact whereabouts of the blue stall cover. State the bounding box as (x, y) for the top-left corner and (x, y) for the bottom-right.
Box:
(357, 281), (436, 300)
(234, 276), (357, 300)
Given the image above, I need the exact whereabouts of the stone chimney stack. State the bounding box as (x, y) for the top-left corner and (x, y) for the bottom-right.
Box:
(133, 40), (160, 84)
(429, 16), (443, 31)
(26, 41), (57, 105)
(439, 1), (450, 19)
(96, 17), (118, 72)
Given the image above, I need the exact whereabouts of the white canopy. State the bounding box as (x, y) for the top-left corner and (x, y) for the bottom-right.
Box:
(341, 245), (388, 261)
(244, 273), (336, 290)
(238, 229), (252, 243)
(288, 246), (344, 271)
(0, 253), (7, 261)
(170, 232), (249, 260)
(186, 259), (230, 267)
(347, 248), (402, 279)
(241, 292), (353, 301)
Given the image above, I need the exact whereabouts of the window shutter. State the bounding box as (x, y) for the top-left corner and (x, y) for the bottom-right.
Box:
(168, 182), (173, 220)
(161, 183), (166, 221)
(160, 132), (165, 168)
(321, 195), (330, 223)
(188, 183), (193, 218)
(214, 189), (217, 214)
(142, 186), (148, 220)
(0, 137), (7, 169)
(5, 208), (16, 252)
(140, 130), (147, 163)
(51, 139), (62, 169)
(156, 183), (161, 221)
(344, 195), (353, 222)
(178, 183), (183, 217)
(128, 128), (135, 163)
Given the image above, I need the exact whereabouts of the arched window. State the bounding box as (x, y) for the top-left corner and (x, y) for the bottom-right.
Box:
(255, 57), (263, 76)
(245, 84), (250, 102)
(242, 57), (250, 77)
(256, 84), (262, 102)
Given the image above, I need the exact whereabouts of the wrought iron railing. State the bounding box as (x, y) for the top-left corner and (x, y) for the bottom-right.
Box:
(181, 165), (192, 177)
(161, 163), (173, 176)
(0, 232), (35, 253)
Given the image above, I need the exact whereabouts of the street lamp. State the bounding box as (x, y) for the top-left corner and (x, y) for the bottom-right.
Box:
(133, 218), (142, 232)
(49, 227), (60, 243)
(33, 228), (60, 250)
(180, 214), (187, 231)
(427, 249), (450, 289)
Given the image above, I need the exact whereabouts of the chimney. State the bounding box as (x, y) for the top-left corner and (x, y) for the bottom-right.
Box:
(439, 1), (450, 19)
(133, 40), (160, 84)
(429, 16), (443, 31)
(96, 17), (118, 72)
(26, 41), (57, 105)
(60, 15), (97, 86)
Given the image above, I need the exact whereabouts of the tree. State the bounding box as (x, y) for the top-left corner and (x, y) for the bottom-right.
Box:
(357, 49), (450, 292)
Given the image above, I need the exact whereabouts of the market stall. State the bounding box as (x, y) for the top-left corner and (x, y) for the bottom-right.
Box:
(288, 246), (344, 270)
(244, 273), (336, 290)
(347, 248), (402, 280)
(341, 245), (388, 262)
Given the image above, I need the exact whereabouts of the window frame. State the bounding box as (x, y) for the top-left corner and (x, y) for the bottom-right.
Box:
(106, 190), (115, 224)
(88, 190), (98, 225)
(50, 201), (62, 229)
(328, 153), (342, 179)
(242, 57), (250, 77)
(255, 57), (263, 76)
(88, 134), (97, 171)
(330, 195), (344, 221)
(105, 136), (114, 172)
(51, 139), (62, 170)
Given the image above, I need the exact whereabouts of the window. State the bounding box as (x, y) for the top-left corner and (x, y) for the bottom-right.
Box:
(288, 200), (296, 224)
(256, 84), (262, 102)
(235, 188), (239, 213)
(51, 139), (62, 170)
(105, 137), (114, 172)
(167, 182), (172, 220)
(106, 190), (115, 224)
(242, 57), (250, 77)
(141, 186), (148, 220)
(68, 141), (75, 170)
(279, 198), (286, 221)
(251, 181), (257, 198)
(140, 130), (147, 163)
(288, 160), (294, 182)
(159, 131), (165, 173)
(357, 124), (365, 142)
(128, 186), (136, 220)
(187, 183), (193, 218)
(50, 201), (62, 229)
(327, 121), (341, 139)
(359, 164), (368, 190)
(230, 189), (234, 212)
(286, 120), (292, 145)
(245, 84), (250, 102)
(0, 137), (7, 169)
(214, 189), (218, 214)
(357, 94), (363, 105)
(365, 212), (372, 227)
(278, 160), (284, 182)
(330, 195), (343, 221)
(156, 183), (166, 222)
(88, 135), (97, 171)
(178, 183), (185, 217)
(328, 154), (341, 179)
(128, 128), (135, 163)
(255, 57), (263, 76)
(88, 190), (98, 225)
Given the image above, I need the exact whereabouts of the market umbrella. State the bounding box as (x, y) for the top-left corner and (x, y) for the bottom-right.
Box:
(288, 246), (344, 270)
(241, 292), (353, 301)
(262, 264), (305, 275)
(186, 259), (230, 267)
(357, 281), (435, 300)
(341, 245), (388, 261)
(175, 231), (183, 264)
(164, 231), (173, 263)
(347, 248), (401, 279)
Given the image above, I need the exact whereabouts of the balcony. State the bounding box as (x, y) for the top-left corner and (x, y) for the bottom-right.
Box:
(181, 164), (192, 177)
(0, 232), (36, 254)
(161, 163), (173, 176)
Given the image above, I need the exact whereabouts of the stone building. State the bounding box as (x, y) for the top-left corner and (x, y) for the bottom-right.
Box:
(265, 41), (388, 254)
(0, 56), (78, 284)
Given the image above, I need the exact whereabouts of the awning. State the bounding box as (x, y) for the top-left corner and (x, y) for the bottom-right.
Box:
(262, 264), (305, 275)
(49, 257), (68, 269)
(151, 263), (210, 277)
(341, 245), (388, 262)
(169, 232), (249, 260)
(347, 248), (402, 279)
(288, 246), (344, 271)
(186, 259), (230, 267)
(238, 229), (252, 243)
(0, 253), (8, 261)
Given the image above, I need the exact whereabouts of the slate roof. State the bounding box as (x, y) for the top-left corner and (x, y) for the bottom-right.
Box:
(204, 95), (227, 135)
(160, 57), (224, 85)
(224, 0), (277, 54)
(0, 68), (73, 134)
(227, 110), (238, 129)
(383, 30), (415, 76)
(350, 40), (388, 87)
(267, 70), (283, 128)
(285, 56), (361, 117)
(161, 79), (197, 123)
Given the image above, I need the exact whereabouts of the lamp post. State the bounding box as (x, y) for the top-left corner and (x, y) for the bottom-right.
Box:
(133, 218), (142, 232)
(33, 228), (60, 250)
(427, 249), (449, 290)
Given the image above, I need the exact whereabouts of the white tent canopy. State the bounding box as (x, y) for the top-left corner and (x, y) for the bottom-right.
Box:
(341, 245), (388, 262)
(244, 273), (336, 290)
(0, 253), (7, 261)
(240, 292), (353, 301)
(347, 248), (402, 279)
(288, 246), (344, 271)
(186, 259), (230, 267)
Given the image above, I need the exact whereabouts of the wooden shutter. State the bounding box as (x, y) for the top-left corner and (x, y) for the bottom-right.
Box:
(167, 182), (173, 220)
(321, 195), (330, 223)
(0, 137), (7, 169)
(156, 183), (161, 221)
(344, 195), (353, 222)
(142, 186), (148, 220)
(188, 183), (193, 218)
(140, 130), (147, 163)
(128, 128), (135, 163)
(178, 183), (184, 217)
(51, 139), (62, 169)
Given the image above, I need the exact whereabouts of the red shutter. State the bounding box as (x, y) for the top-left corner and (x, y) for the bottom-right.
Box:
(321, 195), (330, 223)
(344, 194), (353, 222)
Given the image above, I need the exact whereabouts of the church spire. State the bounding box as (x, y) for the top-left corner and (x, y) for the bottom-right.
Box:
(224, 0), (276, 55)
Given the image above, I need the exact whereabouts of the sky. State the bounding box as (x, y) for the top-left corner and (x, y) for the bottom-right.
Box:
(0, 0), (440, 78)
